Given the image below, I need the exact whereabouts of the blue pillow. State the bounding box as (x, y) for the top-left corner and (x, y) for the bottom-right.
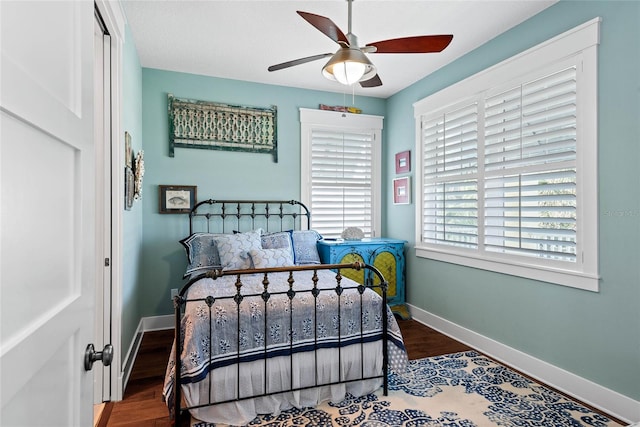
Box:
(291, 230), (322, 265)
(180, 233), (222, 278)
(261, 230), (293, 249)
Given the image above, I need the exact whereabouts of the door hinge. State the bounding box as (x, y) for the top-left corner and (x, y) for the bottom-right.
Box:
(104, 258), (110, 267)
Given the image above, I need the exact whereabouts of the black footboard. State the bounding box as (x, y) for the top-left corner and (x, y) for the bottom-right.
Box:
(171, 262), (389, 424)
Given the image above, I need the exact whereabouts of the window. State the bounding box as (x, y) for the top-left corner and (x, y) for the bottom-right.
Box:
(414, 19), (600, 291)
(300, 108), (383, 238)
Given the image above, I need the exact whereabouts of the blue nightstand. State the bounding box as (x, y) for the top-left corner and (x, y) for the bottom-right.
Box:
(317, 238), (410, 319)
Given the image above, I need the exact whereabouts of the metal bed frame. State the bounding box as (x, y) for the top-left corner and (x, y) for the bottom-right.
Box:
(188, 198), (312, 235)
(171, 199), (390, 424)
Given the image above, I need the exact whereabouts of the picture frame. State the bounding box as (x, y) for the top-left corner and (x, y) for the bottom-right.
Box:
(159, 185), (197, 214)
(124, 167), (134, 210)
(395, 150), (411, 174)
(393, 177), (411, 205)
(124, 131), (134, 211)
(125, 131), (133, 168)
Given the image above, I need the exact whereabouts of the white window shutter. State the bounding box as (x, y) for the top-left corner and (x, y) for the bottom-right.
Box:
(300, 109), (383, 240)
(484, 67), (577, 261)
(422, 103), (479, 248)
(310, 129), (374, 238)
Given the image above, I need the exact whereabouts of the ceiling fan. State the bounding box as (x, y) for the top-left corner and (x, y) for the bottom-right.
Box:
(267, 0), (453, 88)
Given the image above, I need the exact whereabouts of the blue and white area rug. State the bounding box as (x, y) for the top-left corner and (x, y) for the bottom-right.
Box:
(193, 350), (624, 427)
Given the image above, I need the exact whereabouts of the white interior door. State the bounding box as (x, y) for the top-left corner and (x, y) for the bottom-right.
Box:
(1, 2), (96, 426)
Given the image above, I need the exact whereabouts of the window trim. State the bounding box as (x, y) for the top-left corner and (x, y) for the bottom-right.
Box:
(413, 18), (600, 291)
(300, 108), (384, 237)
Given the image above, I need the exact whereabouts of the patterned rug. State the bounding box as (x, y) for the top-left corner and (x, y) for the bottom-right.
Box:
(192, 350), (624, 427)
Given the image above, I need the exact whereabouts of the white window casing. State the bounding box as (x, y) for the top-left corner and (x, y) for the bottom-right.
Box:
(300, 108), (383, 239)
(414, 18), (600, 291)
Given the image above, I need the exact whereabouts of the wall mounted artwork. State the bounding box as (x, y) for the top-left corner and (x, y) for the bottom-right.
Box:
(159, 185), (197, 214)
(393, 177), (411, 205)
(168, 94), (278, 161)
(124, 132), (134, 211)
(395, 150), (411, 174)
(134, 150), (144, 201)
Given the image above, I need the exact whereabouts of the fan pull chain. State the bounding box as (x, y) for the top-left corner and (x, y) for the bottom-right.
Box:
(341, 85), (357, 110)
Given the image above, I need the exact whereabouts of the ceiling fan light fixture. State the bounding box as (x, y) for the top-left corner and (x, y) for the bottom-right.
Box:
(322, 48), (376, 86)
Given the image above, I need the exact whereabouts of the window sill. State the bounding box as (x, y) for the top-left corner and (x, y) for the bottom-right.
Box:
(414, 245), (600, 292)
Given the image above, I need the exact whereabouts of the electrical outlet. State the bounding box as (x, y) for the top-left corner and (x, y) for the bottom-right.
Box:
(170, 288), (178, 299)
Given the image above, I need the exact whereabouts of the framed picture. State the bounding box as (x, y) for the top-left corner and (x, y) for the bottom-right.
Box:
(159, 185), (197, 214)
(393, 177), (411, 205)
(125, 131), (133, 168)
(124, 167), (134, 210)
(395, 150), (411, 174)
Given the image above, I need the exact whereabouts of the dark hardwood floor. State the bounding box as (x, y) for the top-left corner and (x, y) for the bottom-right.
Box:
(103, 320), (469, 426)
(102, 320), (626, 426)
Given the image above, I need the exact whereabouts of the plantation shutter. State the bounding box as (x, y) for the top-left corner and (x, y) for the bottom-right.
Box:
(421, 102), (479, 248)
(415, 20), (599, 290)
(483, 66), (577, 261)
(310, 129), (374, 238)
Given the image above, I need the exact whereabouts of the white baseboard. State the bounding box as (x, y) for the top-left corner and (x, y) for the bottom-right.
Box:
(408, 303), (640, 424)
(120, 320), (143, 395)
(142, 314), (175, 332)
(120, 315), (174, 394)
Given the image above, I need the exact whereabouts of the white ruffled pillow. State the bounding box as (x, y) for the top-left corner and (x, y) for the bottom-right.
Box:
(212, 229), (262, 270)
(249, 248), (295, 268)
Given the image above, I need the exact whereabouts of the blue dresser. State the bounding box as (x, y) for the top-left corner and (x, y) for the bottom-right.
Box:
(317, 238), (409, 319)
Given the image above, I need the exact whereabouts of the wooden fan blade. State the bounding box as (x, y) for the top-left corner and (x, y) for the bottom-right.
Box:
(268, 53), (334, 72)
(366, 35), (453, 53)
(297, 11), (350, 47)
(360, 74), (382, 88)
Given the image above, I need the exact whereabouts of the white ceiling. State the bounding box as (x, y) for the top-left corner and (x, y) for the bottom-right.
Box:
(122, 0), (557, 99)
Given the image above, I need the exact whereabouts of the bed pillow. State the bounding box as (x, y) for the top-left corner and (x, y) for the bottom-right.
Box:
(291, 230), (322, 265)
(212, 229), (263, 270)
(261, 230), (293, 250)
(180, 233), (222, 278)
(249, 247), (295, 268)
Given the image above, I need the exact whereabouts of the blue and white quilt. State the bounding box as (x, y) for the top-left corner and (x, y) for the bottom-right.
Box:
(163, 269), (408, 410)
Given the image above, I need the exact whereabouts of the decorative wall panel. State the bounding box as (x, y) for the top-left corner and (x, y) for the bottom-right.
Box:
(168, 94), (277, 161)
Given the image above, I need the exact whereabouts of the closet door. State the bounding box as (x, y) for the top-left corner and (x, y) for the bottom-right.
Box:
(1, 1), (96, 425)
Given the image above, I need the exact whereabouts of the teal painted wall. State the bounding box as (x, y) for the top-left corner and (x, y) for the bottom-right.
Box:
(384, 0), (640, 401)
(120, 0), (639, 405)
(138, 69), (386, 317)
(121, 24), (144, 360)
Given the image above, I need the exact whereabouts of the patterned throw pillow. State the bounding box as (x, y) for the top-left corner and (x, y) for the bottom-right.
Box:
(291, 230), (322, 265)
(261, 231), (293, 250)
(212, 229), (263, 270)
(249, 248), (295, 268)
(180, 233), (222, 278)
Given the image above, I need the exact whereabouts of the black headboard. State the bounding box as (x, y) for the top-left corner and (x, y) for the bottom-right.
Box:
(189, 199), (311, 235)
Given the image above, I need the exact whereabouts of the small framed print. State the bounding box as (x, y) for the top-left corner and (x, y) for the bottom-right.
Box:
(124, 167), (134, 211)
(393, 177), (411, 205)
(125, 131), (133, 168)
(395, 150), (411, 174)
(159, 185), (197, 214)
